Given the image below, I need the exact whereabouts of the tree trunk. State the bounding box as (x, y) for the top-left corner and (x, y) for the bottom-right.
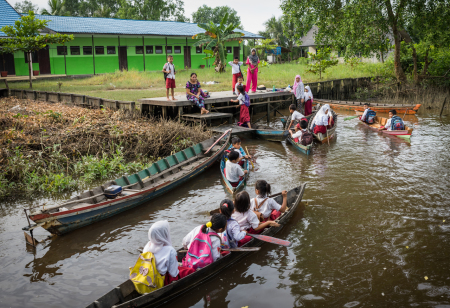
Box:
(28, 52), (33, 89)
(411, 43), (419, 85)
(392, 26), (407, 83)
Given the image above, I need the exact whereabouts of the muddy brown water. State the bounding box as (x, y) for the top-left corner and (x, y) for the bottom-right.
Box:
(1, 110), (450, 308)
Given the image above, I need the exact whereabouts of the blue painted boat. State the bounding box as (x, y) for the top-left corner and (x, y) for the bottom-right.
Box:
(237, 125), (287, 142)
(23, 130), (232, 236)
(286, 137), (312, 155)
(220, 152), (250, 194)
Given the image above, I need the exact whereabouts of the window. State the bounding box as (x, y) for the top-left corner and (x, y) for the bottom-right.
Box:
(174, 46), (181, 54)
(24, 51), (39, 63)
(57, 46), (67, 55)
(83, 46), (92, 55)
(70, 46), (80, 55)
(95, 46), (104, 54)
(226, 47), (232, 53)
(107, 46), (116, 54)
(196, 46), (202, 54)
(155, 46), (163, 54)
(146, 46), (153, 54)
(135, 46), (144, 54)
(166, 46), (172, 54)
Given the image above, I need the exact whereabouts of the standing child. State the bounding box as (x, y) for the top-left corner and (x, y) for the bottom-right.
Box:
(228, 57), (244, 95)
(219, 199), (250, 248)
(287, 104), (306, 130)
(232, 191), (280, 239)
(250, 180), (287, 222)
(182, 214), (227, 270)
(246, 49), (260, 93)
(234, 76), (246, 96)
(186, 73), (209, 114)
(304, 85), (313, 116)
(225, 150), (248, 187)
(293, 75), (305, 114)
(230, 85), (251, 128)
(162, 55), (177, 101)
(228, 137), (251, 166)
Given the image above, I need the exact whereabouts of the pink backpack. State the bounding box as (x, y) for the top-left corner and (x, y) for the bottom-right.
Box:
(182, 229), (221, 270)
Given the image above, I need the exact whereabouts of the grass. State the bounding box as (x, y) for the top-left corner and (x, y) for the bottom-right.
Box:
(8, 62), (388, 101)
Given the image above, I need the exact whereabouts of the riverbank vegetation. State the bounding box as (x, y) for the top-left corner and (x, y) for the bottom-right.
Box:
(0, 97), (211, 198)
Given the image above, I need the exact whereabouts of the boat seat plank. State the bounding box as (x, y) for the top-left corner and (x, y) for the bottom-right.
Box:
(166, 155), (177, 167)
(174, 152), (186, 163)
(91, 187), (106, 203)
(184, 147), (195, 159)
(156, 160), (168, 172)
(138, 169), (151, 181)
(147, 165), (158, 176)
(193, 144), (203, 155)
(127, 174), (141, 185)
(114, 177), (128, 187)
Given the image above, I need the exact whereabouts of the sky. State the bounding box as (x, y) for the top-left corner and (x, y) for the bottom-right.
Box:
(7, 0), (284, 34)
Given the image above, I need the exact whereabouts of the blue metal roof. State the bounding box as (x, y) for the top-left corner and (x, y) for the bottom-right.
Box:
(0, 0), (22, 37)
(33, 14), (263, 39)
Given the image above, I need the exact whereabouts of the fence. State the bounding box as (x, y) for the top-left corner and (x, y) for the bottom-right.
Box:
(306, 77), (375, 101)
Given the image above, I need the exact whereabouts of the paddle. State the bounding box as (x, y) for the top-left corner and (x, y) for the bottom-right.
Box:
(209, 192), (283, 215)
(180, 247), (261, 253)
(247, 233), (292, 247)
(245, 146), (255, 170)
(344, 115), (359, 121)
(204, 129), (232, 154)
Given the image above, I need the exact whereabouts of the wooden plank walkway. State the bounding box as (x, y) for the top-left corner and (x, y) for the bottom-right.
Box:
(210, 125), (255, 137)
(181, 112), (233, 126)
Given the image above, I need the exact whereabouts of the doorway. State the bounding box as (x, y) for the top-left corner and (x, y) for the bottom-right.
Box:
(233, 47), (240, 60)
(0, 53), (15, 75)
(38, 46), (51, 74)
(119, 46), (128, 71)
(183, 46), (191, 68)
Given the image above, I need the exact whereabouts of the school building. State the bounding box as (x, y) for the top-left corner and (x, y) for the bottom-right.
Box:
(0, 0), (262, 77)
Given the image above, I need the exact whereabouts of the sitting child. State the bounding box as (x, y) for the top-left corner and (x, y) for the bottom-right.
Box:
(287, 104), (306, 130)
(141, 221), (195, 287)
(228, 137), (251, 166)
(312, 104), (333, 135)
(360, 104), (376, 124)
(225, 150), (248, 187)
(289, 120), (312, 145)
(182, 214), (227, 269)
(378, 109), (404, 131)
(219, 199), (250, 248)
(232, 191), (280, 241)
(250, 180), (287, 222)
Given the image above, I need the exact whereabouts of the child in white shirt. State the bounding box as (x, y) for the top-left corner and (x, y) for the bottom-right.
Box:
(228, 57), (244, 94)
(225, 150), (248, 187)
(289, 120), (310, 143)
(287, 104), (305, 130)
(250, 180), (287, 222)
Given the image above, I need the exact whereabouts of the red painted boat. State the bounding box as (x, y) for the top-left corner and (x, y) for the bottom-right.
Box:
(314, 99), (421, 115)
(356, 111), (413, 141)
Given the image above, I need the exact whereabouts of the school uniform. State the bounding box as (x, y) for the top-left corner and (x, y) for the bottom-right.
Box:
(294, 82), (305, 113)
(384, 118), (392, 131)
(228, 146), (246, 167)
(291, 110), (305, 125)
(228, 61), (244, 92)
(225, 159), (244, 187)
(250, 195), (282, 221)
(231, 210), (259, 245)
(303, 86), (313, 116)
(182, 225), (221, 262)
(163, 63), (175, 89)
(292, 129), (308, 143)
(235, 82), (246, 94)
(226, 218), (247, 248)
(237, 93), (250, 125)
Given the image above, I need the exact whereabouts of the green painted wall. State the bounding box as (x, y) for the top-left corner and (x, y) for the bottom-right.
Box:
(11, 35), (245, 76)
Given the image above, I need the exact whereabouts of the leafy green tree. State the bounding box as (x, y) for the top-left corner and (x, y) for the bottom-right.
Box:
(14, 0), (39, 13)
(192, 5), (242, 28)
(116, 0), (188, 21)
(41, 0), (65, 15)
(0, 12), (73, 88)
(193, 13), (244, 73)
(307, 47), (338, 79)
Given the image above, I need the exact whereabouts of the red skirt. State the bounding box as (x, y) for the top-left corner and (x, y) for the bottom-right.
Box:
(240, 104), (250, 124)
(305, 99), (312, 116)
(237, 235), (253, 247)
(164, 266), (195, 285)
(314, 125), (327, 134)
(269, 210), (281, 221)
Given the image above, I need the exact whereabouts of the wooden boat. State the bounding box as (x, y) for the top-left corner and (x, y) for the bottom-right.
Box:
(286, 137), (312, 155)
(314, 99), (421, 115)
(235, 124), (287, 142)
(220, 152), (250, 194)
(23, 130), (232, 236)
(85, 184), (307, 308)
(307, 109), (338, 143)
(355, 111), (413, 141)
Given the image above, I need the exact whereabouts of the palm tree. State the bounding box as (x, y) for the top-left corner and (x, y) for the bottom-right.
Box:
(40, 0), (64, 15)
(192, 13), (244, 73)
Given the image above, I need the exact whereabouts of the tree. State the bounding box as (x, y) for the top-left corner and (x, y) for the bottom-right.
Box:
(0, 12), (73, 88)
(307, 47), (338, 79)
(192, 5), (242, 29)
(14, 0), (39, 13)
(41, 0), (65, 15)
(193, 13), (244, 73)
(116, 0), (188, 21)
(253, 38), (277, 62)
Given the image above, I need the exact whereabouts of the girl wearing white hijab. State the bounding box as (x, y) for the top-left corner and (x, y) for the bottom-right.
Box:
(143, 220), (194, 285)
(311, 104), (333, 135)
(304, 86), (313, 116)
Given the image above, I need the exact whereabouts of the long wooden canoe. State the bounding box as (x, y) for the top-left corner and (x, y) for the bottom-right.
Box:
(23, 130), (232, 236)
(314, 99), (421, 115)
(220, 153), (250, 194)
(85, 184), (306, 308)
(355, 111), (413, 141)
(307, 109), (338, 144)
(286, 137), (312, 155)
(235, 124), (288, 142)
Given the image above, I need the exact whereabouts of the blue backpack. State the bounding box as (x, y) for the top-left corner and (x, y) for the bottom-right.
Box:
(366, 110), (377, 124)
(243, 93), (250, 107)
(390, 115), (404, 130)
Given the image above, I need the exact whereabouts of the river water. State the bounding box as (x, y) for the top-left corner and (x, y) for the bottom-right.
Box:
(1, 109), (450, 308)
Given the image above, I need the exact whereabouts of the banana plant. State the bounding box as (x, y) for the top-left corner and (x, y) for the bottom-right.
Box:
(192, 13), (244, 73)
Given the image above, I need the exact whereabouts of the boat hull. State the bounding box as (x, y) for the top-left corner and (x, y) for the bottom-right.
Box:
(286, 137), (312, 155)
(308, 109), (338, 144)
(314, 99), (421, 114)
(358, 116), (412, 141)
(220, 154), (249, 194)
(255, 128), (286, 141)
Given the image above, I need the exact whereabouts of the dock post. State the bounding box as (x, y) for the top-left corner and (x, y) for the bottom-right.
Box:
(267, 98), (270, 124)
(178, 106), (183, 122)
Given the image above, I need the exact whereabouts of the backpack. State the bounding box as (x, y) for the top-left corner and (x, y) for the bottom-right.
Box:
(182, 229), (221, 270)
(163, 63), (175, 81)
(243, 93), (250, 107)
(129, 252), (165, 294)
(301, 130), (313, 146)
(390, 115), (404, 130)
(366, 110), (377, 124)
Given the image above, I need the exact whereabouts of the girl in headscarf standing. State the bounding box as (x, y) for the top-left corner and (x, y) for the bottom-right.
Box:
(304, 85), (313, 116)
(293, 75), (305, 114)
(246, 48), (260, 93)
(311, 104), (333, 135)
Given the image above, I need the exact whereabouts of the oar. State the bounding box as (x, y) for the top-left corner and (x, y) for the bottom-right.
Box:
(247, 233), (292, 247)
(344, 115), (359, 121)
(209, 192), (283, 215)
(204, 129), (232, 154)
(245, 146), (254, 170)
(180, 247), (260, 253)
